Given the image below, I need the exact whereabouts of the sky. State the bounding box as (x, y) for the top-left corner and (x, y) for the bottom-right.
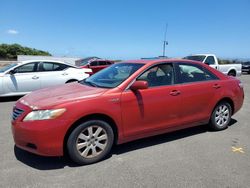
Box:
(0, 0), (250, 60)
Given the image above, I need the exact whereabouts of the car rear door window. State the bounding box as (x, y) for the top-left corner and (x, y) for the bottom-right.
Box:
(137, 63), (174, 87)
(177, 63), (218, 83)
(39, 62), (69, 71)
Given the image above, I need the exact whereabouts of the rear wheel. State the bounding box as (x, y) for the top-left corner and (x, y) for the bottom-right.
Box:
(210, 102), (232, 131)
(67, 120), (114, 165)
(228, 70), (236, 77)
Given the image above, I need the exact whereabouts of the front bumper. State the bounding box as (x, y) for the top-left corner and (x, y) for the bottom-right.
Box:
(242, 68), (250, 72)
(11, 102), (71, 156)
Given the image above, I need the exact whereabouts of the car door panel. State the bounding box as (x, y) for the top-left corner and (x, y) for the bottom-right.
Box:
(121, 86), (181, 138)
(37, 62), (70, 88)
(176, 62), (220, 125)
(121, 63), (182, 138)
(3, 73), (40, 93)
(3, 62), (40, 93)
(178, 81), (219, 124)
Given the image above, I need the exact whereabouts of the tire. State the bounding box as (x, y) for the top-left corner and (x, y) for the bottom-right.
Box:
(228, 71), (236, 77)
(209, 102), (232, 131)
(67, 120), (114, 165)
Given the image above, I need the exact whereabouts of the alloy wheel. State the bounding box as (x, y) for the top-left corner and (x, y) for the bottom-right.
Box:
(76, 126), (108, 158)
(215, 104), (230, 127)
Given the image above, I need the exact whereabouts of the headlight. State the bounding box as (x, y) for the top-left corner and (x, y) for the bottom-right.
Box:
(23, 109), (66, 121)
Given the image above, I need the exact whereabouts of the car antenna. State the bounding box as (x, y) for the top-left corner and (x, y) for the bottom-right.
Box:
(162, 23), (169, 57)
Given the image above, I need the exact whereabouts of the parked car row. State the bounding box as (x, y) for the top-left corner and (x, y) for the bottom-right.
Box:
(11, 59), (244, 165)
(79, 58), (115, 74)
(0, 56), (119, 97)
(1, 54), (248, 98)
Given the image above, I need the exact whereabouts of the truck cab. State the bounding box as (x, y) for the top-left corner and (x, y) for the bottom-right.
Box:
(184, 54), (242, 77)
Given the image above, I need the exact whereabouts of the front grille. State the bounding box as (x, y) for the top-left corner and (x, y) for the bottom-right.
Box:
(12, 107), (24, 121)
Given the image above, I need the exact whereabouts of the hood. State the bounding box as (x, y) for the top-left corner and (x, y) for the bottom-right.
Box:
(20, 83), (107, 109)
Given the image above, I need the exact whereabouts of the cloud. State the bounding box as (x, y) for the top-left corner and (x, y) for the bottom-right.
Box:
(7, 29), (19, 35)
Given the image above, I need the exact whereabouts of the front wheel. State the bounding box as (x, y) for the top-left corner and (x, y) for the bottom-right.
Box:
(67, 120), (114, 165)
(209, 102), (232, 131)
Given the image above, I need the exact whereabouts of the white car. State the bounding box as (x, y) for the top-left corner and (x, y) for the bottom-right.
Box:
(0, 60), (92, 97)
(184, 54), (242, 77)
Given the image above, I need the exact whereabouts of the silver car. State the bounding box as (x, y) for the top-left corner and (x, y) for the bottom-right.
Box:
(0, 60), (92, 97)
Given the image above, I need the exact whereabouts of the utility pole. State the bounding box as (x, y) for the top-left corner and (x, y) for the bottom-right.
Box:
(162, 23), (168, 57)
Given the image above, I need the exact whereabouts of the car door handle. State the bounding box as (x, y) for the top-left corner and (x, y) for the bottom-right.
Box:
(62, 72), (68, 76)
(170, 90), (181, 96)
(213, 84), (221, 89)
(32, 76), (39, 79)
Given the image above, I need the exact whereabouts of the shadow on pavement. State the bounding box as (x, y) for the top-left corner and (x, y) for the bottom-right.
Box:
(14, 119), (237, 170)
(14, 146), (78, 170)
(113, 125), (207, 155)
(0, 96), (22, 102)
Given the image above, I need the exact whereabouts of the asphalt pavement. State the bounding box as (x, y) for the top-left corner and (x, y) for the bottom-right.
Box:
(0, 75), (250, 188)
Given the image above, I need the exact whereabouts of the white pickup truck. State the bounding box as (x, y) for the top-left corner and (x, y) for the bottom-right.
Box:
(184, 54), (242, 77)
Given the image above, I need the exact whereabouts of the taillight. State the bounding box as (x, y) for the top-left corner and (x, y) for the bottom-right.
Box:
(238, 80), (243, 89)
(83, 69), (92, 74)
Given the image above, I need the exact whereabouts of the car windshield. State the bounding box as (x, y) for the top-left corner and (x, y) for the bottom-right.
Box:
(184, 55), (206, 62)
(79, 60), (90, 66)
(0, 63), (18, 73)
(80, 63), (144, 88)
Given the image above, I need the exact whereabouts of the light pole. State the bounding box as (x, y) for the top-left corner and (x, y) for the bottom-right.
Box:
(162, 23), (168, 57)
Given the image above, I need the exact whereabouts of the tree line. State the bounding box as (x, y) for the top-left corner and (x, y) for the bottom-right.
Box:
(0, 43), (51, 60)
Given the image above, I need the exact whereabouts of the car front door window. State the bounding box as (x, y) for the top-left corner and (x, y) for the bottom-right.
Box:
(90, 61), (98, 66)
(137, 64), (174, 87)
(14, 63), (36, 73)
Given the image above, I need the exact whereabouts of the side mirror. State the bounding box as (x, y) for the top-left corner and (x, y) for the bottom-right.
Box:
(8, 70), (15, 75)
(130, 80), (148, 91)
(87, 64), (90, 68)
(204, 62), (210, 66)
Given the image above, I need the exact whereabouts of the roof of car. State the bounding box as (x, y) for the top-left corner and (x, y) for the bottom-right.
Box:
(122, 58), (202, 65)
(90, 59), (114, 62)
(18, 60), (78, 67)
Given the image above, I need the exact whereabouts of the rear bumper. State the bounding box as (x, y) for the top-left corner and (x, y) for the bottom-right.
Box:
(233, 88), (244, 115)
(236, 71), (242, 77)
(242, 68), (250, 72)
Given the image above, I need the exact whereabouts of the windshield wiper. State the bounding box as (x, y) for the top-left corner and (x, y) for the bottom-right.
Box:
(84, 80), (99, 87)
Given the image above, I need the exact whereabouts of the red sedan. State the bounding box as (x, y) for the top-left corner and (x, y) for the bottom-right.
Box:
(11, 59), (244, 165)
(80, 59), (114, 74)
